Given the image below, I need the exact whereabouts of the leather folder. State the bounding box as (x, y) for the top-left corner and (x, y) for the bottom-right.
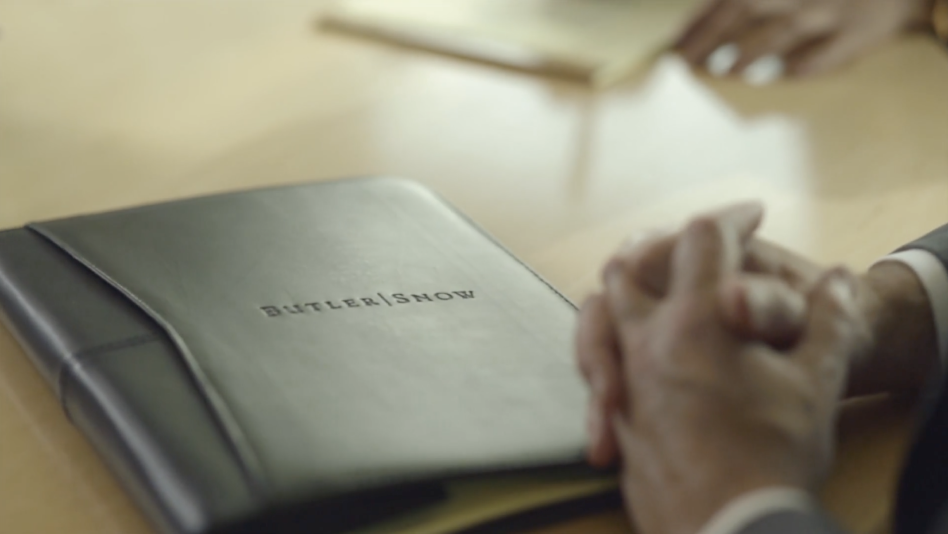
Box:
(0, 177), (617, 534)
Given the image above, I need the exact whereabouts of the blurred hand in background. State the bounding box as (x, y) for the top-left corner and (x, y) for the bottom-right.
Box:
(674, 0), (935, 80)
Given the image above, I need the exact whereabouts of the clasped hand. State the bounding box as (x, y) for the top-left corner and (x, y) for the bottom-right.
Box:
(575, 204), (871, 534)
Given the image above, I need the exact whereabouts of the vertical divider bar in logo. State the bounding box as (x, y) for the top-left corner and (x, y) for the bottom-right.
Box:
(377, 293), (394, 306)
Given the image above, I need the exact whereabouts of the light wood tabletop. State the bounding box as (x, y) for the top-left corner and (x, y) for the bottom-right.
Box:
(0, 2), (946, 534)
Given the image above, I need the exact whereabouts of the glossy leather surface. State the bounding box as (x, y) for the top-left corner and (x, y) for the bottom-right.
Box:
(0, 177), (600, 534)
(0, 228), (259, 534)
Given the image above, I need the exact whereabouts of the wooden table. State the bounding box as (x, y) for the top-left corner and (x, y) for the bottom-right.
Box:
(0, 2), (946, 533)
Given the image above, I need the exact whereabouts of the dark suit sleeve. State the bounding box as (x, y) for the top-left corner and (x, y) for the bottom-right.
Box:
(891, 224), (948, 534)
(898, 224), (948, 270)
(737, 510), (846, 534)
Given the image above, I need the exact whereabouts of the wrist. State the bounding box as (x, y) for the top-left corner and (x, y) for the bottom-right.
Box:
(846, 262), (938, 396)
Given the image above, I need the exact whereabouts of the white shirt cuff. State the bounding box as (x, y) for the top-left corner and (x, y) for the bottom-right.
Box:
(873, 249), (948, 369)
(697, 488), (816, 534)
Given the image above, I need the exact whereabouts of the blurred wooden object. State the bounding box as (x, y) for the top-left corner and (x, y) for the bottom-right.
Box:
(322, 0), (697, 87)
(0, 1), (946, 533)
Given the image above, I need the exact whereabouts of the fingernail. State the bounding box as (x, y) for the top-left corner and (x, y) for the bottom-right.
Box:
(706, 43), (740, 77)
(619, 231), (654, 255)
(742, 55), (785, 86)
(601, 257), (623, 284)
(620, 227), (671, 255)
(734, 200), (765, 217)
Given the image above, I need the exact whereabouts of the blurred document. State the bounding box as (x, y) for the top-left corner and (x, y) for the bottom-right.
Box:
(323, 0), (698, 87)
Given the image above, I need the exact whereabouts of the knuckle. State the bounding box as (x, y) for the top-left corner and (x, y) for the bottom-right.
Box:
(623, 246), (653, 274)
(684, 216), (721, 240)
(604, 248), (658, 292)
(601, 256), (631, 283)
(621, 228), (669, 254)
(621, 233), (669, 268)
(834, 265), (855, 279)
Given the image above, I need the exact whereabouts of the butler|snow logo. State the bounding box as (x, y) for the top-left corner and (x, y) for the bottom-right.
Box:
(259, 290), (476, 317)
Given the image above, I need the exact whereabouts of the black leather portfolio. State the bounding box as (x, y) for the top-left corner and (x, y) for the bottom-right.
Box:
(0, 178), (616, 534)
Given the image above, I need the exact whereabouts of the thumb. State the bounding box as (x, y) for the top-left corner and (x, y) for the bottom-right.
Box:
(792, 268), (870, 394)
